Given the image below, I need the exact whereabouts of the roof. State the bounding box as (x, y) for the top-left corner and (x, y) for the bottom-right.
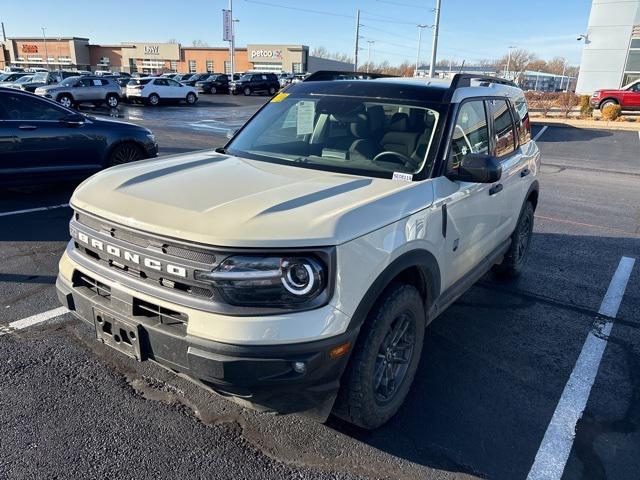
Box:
(288, 73), (522, 104)
(8, 36), (89, 41)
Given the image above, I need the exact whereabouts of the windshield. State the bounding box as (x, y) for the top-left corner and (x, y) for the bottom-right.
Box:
(0, 74), (8, 81)
(59, 77), (80, 86)
(32, 72), (48, 82)
(238, 74), (252, 82)
(226, 93), (441, 177)
(14, 75), (33, 84)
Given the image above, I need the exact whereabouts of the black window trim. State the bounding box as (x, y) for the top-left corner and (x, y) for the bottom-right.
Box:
(486, 96), (518, 161)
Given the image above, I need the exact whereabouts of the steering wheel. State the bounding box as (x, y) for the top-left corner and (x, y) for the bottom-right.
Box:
(372, 150), (419, 171)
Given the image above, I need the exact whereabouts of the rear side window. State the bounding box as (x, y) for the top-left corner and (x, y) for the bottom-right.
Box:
(449, 100), (490, 170)
(131, 79), (152, 86)
(488, 99), (516, 158)
(513, 94), (531, 145)
(154, 79), (169, 86)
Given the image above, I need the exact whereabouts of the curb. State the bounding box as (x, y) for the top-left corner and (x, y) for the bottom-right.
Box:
(531, 118), (640, 132)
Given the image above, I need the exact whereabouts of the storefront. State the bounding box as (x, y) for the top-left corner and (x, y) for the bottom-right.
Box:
(247, 44), (308, 73)
(576, 0), (640, 93)
(5, 37), (91, 70)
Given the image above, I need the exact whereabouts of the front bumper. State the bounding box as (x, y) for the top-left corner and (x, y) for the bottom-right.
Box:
(56, 253), (357, 416)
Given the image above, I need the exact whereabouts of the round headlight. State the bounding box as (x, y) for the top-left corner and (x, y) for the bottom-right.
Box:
(282, 260), (315, 295)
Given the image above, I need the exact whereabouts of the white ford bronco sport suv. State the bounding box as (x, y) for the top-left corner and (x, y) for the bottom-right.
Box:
(57, 72), (540, 429)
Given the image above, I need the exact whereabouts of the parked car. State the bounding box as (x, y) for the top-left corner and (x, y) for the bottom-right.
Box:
(180, 73), (211, 87)
(589, 79), (640, 110)
(14, 70), (78, 93)
(2, 66), (25, 73)
(0, 87), (157, 186)
(230, 73), (280, 96)
(34, 76), (122, 108)
(173, 73), (197, 83)
(195, 74), (231, 94)
(0, 72), (31, 86)
(278, 73), (294, 87)
(55, 72), (539, 429)
(125, 77), (198, 106)
(6, 75), (34, 89)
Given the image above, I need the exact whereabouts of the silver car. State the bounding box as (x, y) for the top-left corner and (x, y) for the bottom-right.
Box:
(34, 75), (122, 108)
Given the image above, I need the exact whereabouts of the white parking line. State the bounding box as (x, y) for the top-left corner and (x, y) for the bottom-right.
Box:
(527, 256), (636, 480)
(0, 203), (69, 218)
(533, 125), (548, 142)
(0, 306), (69, 337)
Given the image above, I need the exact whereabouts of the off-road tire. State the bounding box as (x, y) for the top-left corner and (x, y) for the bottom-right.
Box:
(493, 201), (534, 278)
(334, 284), (425, 429)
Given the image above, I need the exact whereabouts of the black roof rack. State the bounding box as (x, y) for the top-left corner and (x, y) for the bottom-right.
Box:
(303, 70), (398, 82)
(449, 73), (516, 90)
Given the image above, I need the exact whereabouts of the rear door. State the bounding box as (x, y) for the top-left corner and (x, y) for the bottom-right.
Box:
(0, 91), (102, 177)
(166, 78), (185, 98)
(487, 97), (531, 240)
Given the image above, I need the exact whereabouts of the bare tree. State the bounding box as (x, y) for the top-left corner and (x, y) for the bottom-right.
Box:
(546, 56), (568, 76)
(191, 39), (209, 47)
(498, 48), (536, 75)
(167, 38), (179, 44)
(311, 46), (329, 58)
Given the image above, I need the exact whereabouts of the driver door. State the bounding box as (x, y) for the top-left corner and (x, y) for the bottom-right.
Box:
(622, 82), (640, 108)
(434, 99), (504, 289)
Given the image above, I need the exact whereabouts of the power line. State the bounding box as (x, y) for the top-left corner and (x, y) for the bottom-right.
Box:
(242, 0), (353, 18)
(374, 0), (429, 8)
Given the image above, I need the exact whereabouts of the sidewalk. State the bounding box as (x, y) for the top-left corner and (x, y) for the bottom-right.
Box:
(531, 117), (640, 131)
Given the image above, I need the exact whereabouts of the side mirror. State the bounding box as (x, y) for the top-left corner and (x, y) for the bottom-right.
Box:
(448, 153), (502, 183)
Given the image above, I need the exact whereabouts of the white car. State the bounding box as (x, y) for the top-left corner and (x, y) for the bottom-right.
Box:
(125, 77), (198, 106)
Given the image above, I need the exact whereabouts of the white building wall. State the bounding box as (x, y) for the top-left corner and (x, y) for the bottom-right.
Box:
(576, 0), (640, 93)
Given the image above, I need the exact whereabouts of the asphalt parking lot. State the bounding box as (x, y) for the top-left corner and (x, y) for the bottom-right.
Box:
(0, 95), (638, 480)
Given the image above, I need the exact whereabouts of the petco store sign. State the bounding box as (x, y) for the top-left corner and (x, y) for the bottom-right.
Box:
(250, 49), (283, 60)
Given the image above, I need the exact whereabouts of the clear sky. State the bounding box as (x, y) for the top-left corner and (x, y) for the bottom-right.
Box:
(0, 0), (591, 66)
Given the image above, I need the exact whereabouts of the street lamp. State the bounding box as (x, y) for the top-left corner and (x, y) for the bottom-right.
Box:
(366, 40), (374, 73)
(415, 24), (430, 77)
(41, 27), (50, 71)
(505, 45), (516, 79)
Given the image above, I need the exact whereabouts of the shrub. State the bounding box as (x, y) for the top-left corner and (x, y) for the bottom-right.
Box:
(538, 93), (559, 117)
(555, 92), (579, 118)
(578, 95), (593, 117)
(601, 104), (622, 121)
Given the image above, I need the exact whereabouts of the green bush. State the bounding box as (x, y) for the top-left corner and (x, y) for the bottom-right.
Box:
(601, 104), (622, 121)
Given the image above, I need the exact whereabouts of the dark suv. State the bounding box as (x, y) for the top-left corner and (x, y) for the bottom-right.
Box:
(195, 74), (231, 94)
(230, 73), (280, 96)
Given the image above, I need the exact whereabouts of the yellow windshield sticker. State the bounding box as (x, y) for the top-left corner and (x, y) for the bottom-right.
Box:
(271, 92), (290, 103)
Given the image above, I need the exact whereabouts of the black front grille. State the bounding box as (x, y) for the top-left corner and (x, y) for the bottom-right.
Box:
(72, 271), (111, 300)
(133, 299), (188, 325)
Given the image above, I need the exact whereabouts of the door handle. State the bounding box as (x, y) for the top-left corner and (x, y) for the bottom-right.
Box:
(489, 184), (503, 196)
(18, 125), (38, 130)
(521, 168), (531, 177)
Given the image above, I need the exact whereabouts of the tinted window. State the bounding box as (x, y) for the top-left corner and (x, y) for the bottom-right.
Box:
(154, 78), (169, 86)
(0, 92), (68, 120)
(488, 99), (516, 158)
(450, 100), (489, 170)
(167, 79), (180, 87)
(513, 94), (531, 145)
(130, 78), (152, 86)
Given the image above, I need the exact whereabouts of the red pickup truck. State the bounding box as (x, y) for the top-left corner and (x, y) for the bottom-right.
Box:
(590, 80), (640, 110)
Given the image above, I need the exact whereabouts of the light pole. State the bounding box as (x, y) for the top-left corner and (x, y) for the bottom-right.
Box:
(366, 40), (374, 73)
(428, 0), (441, 78)
(415, 24), (429, 77)
(228, 0), (235, 76)
(505, 45), (516, 79)
(41, 27), (49, 71)
(559, 61), (566, 92)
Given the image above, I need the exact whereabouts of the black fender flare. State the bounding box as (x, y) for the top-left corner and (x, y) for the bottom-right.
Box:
(347, 249), (441, 333)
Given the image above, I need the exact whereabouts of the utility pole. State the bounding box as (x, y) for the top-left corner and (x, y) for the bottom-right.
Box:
(366, 40), (374, 73)
(428, 0), (441, 78)
(1, 22), (7, 43)
(353, 9), (361, 71)
(228, 0), (235, 76)
(41, 27), (49, 71)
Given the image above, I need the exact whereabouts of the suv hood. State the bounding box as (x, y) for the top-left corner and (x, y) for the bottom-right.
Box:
(71, 151), (434, 248)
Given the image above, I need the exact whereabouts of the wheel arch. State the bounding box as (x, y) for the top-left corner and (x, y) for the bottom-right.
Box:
(598, 97), (619, 108)
(526, 179), (540, 211)
(347, 249), (441, 333)
(102, 139), (146, 166)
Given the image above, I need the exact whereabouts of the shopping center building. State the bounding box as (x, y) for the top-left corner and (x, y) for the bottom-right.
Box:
(575, 0), (640, 93)
(1, 38), (352, 74)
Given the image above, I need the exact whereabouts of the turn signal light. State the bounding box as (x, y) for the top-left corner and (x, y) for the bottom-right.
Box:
(329, 342), (351, 359)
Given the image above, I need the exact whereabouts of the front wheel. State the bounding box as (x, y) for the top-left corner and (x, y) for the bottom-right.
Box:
(334, 284), (425, 429)
(105, 94), (119, 108)
(210, 86), (216, 94)
(493, 201), (534, 278)
(186, 92), (198, 105)
(108, 142), (143, 166)
(268, 86), (277, 95)
(57, 94), (73, 108)
(243, 87), (252, 96)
